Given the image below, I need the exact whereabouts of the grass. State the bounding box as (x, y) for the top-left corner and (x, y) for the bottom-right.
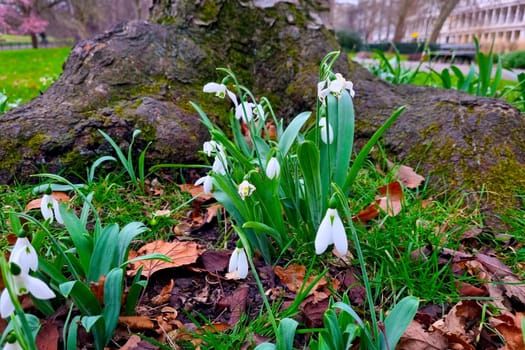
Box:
(0, 47), (71, 105)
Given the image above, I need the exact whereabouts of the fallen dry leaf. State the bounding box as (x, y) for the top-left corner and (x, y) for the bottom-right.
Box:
(151, 279), (175, 306)
(25, 192), (70, 212)
(431, 300), (480, 349)
(127, 240), (205, 277)
(274, 264), (326, 294)
(397, 320), (448, 350)
(35, 320), (60, 350)
(178, 183), (213, 201)
(377, 181), (403, 216)
(387, 159), (425, 189)
(489, 313), (525, 350)
(119, 316), (156, 330)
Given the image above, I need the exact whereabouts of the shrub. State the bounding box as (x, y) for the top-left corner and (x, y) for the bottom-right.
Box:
(336, 31), (363, 52)
(502, 50), (525, 69)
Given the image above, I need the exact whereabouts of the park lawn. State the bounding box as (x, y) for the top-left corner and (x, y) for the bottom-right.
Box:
(0, 47), (71, 104)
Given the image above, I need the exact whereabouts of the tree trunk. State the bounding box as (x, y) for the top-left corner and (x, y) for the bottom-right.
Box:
(0, 0), (524, 231)
(427, 0), (461, 44)
(392, 0), (414, 42)
(30, 32), (38, 48)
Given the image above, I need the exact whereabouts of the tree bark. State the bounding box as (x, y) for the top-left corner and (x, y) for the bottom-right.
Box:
(427, 0), (461, 44)
(0, 0), (524, 231)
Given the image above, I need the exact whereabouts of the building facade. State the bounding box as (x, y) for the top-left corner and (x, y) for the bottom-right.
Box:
(333, 0), (525, 52)
(404, 0), (525, 51)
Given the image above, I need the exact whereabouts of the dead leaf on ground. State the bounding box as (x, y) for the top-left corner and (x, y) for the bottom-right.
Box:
(127, 240), (205, 277)
(397, 320), (448, 350)
(489, 313), (525, 350)
(431, 300), (481, 349)
(387, 159), (425, 188)
(25, 192), (71, 212)
(274, 264), (326, 294)
(119, 316), (156, 330)
(151, 279), (175, 306)
(178, 183), (213, 201)
(377, 181), (403, 216)
(35, 320), (60, 350)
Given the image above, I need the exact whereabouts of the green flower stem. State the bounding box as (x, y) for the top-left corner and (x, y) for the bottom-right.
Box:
(234, 226), (278, 335)
(333, 186), (380, 347)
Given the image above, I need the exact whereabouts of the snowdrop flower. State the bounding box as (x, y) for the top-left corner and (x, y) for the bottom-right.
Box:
(0, 263), (56, 318)
(212, 155), (227, 175)
(265, 157), (280, 179)
(9, 237), (38, 274)
(203, 82), (238, 106)
(195, 175), (213, 194)
(318, 117), (334, 144)
(40, 193), (63, 224)
(238, 180), (256, 200)
(318, 73), (355, 101)
(203, 140), (222, 157)
(235, 101), (256, 123)
(228, 247), (249, 279)
(315, 208), (348, 255)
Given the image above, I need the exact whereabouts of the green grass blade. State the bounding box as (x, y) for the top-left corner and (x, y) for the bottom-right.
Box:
(88, 224), (119, 282)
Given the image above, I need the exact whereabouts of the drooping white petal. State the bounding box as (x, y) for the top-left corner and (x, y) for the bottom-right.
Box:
(3, 339), (23, 350)
(236, 249), (249, 278)
(226, 89), (238, 107)
(330, 211), (348, 255)
(203, 82), (226, 97)
(345, 81), (355, 98)
(228, 249), (240, 273)
(319, 118), (334, 144)
(0, 288), (15, 319)
(212, 156), (227, 175)
(22, 275), (55, 300)
(10, 238), (38, 273)
(265, 157), (281, 179)
(53, 199), (64, 225)
(235, 102), (254, 122)
(40, 194), (54, 222)
(195, 175), (213, 194)
(315, 210), (334, 254)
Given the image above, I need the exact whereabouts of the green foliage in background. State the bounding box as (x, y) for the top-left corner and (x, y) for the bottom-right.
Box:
(0, 47), (70, 106)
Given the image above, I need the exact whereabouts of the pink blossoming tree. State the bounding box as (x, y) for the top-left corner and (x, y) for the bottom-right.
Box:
(0, 0), (48, 48)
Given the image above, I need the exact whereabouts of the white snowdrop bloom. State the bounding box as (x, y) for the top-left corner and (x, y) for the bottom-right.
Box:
(228, 247), (249, 279)
(318, 117), (334, 144)
(318, 73), (355, 101)
(0, 264), (55, 319)
(195, 175), (213, 194)
(203, 82), (238, 106)
(10, 237), (38, 274)
(315, 208), (348, 255)
(40, 193), (63, 224)
(238, 180), (256, 200)
(265, 157), (281, 179)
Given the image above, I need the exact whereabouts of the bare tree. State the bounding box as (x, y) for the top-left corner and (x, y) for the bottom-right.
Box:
(392, 0), (417, 42)
(427, 0), (461, 43)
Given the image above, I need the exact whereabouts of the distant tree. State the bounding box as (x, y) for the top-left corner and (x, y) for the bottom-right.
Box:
(392, 0), (417, 42)
(0, 0), (48, 48)
(427, 0), (461, 44)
